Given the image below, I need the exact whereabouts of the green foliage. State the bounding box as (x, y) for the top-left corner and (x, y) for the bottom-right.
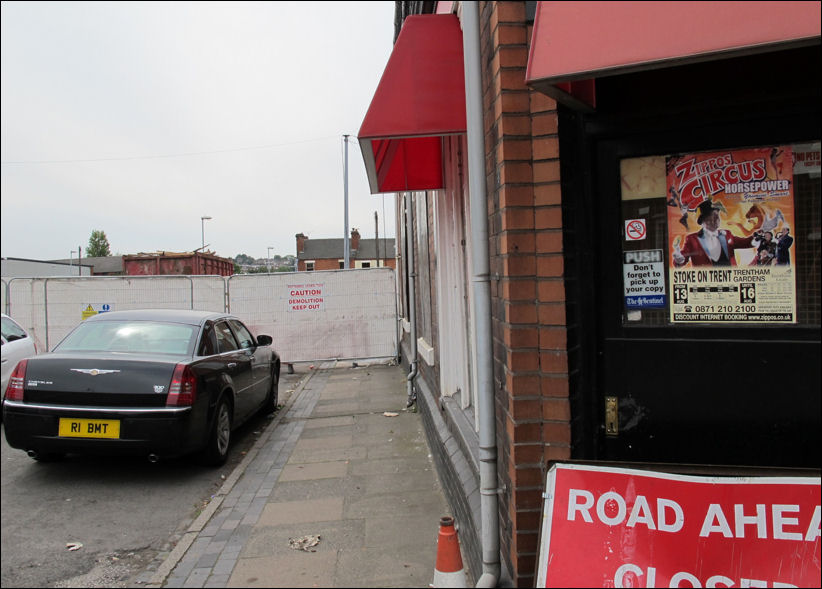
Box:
(87, 230), (111, 257)
(232, 252), (296, 273)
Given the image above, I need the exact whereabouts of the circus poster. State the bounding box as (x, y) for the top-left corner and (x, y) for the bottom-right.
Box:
(666, 146), (796, 323)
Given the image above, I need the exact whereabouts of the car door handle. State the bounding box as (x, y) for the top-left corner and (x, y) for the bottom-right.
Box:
(227, 362), (237, 369)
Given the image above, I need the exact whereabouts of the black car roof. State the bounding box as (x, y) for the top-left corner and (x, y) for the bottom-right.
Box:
(82, 309), (230, 326)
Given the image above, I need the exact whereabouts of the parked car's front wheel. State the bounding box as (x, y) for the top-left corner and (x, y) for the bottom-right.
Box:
(199, 397), (232, 466)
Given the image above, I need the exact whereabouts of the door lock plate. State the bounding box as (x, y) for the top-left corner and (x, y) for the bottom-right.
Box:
(605, 396), (618, 436)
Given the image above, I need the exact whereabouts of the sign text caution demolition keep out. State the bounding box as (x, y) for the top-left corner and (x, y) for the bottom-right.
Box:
(287, 283), (324, 312)
(536, 464), (820, 588)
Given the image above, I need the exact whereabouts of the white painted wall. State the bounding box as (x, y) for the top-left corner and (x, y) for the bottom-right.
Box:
(1, 258), (91, 277)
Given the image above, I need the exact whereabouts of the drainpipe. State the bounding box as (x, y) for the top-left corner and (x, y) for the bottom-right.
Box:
(463, 2), (500, 586)
(404, 192), (418, 407)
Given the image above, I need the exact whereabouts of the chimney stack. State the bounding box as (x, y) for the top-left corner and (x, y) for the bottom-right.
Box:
(295, 233), (307, 255)
(351, 228), (360, 251)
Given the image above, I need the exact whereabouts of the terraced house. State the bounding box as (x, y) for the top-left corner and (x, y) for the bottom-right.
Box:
(358, 2), (820, 586)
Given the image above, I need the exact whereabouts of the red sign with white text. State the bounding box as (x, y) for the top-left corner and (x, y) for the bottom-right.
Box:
(537, 464), (821, 588)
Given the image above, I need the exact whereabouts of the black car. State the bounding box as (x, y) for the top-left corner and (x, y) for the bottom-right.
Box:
(2, 309), (280, 466)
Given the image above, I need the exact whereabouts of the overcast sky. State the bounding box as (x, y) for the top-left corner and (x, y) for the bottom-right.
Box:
(1, 1), (396, 262)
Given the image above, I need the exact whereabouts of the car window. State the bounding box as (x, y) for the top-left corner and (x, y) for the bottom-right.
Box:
(1, 316), (29, 343)
(198, 322), (218, 356)
(55, 320), (198, 355)
(214, 321), (239, 353)
(228, 319), (256, 350)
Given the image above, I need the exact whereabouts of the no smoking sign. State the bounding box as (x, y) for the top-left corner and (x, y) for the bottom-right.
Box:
(625, 218), (647, 241)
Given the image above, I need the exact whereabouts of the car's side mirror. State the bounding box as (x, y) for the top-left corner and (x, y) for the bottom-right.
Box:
(256, 334), (273, 346)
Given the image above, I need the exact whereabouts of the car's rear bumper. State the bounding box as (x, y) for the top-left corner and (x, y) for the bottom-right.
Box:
(2, 400), (205, 458)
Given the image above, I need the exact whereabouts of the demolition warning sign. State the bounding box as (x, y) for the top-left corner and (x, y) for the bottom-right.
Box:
(286, 283), (325, 312)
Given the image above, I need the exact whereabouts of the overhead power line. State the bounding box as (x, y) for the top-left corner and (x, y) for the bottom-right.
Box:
(0, 134), (342, 165)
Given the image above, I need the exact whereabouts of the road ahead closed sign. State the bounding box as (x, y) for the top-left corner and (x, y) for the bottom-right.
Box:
(536, 463), (820, 588)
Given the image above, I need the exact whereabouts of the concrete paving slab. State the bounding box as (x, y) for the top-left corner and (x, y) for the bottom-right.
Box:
(257, 497), (344, 526)
(358, 470), (442, 495)
(241, 519), (365, 559)
(228, 551), (338, 588)
(318, 387), (359, 399)
(349, 455), (433, 476)
(345, 490), (448, 520)
(365, 439), (430, 460)
(334, 546), (435, 588)
(292, 434), (353, 452)
(311, 401), (362, 416)
(288, 445), (367, 464)
(298, 423), (359, 439)
(267, 478), (355, 503)
(303, 415), (356, 429)
(279, 460), (349, 482)
(364, 515), (440, 549)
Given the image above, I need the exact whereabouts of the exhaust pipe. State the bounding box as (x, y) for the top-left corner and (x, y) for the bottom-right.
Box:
(147, 453), (159, 463)
(27, 450), (38, 459)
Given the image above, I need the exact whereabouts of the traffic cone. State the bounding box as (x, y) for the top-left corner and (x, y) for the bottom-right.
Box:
(431, 516), (467, 588)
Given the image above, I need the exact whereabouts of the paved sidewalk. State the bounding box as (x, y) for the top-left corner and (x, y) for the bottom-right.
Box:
(146, 362), (452, 588)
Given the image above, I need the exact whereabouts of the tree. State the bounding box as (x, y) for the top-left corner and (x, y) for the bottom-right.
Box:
(87, 230), (111, 257)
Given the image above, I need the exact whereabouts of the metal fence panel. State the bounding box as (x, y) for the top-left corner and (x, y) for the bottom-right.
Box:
(228, 268), (398, 363)
(2, 271), (397, 361)
(6, 276), (211, 350)
(6, 279), (48, 352)
(190, 276), (227, 311)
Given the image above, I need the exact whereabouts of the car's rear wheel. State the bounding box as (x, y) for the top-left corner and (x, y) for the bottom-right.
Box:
(199, 397), (232, 467)
(262, 366), (279, 415)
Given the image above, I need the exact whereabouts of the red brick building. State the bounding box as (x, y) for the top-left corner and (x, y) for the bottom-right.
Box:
(359, 2), (820, 586)
(295, 230), (396, 271)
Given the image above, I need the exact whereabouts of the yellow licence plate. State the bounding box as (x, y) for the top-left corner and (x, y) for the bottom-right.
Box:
(58, 418), (121, 439)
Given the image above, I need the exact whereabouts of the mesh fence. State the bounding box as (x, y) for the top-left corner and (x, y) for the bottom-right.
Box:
(2, 270), (397, 361)
(228, 268), (398, 362)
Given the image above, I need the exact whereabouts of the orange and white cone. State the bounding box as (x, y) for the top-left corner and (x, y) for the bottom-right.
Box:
(431, 516), (467, 588)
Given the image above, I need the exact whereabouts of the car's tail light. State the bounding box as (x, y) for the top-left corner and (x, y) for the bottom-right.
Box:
(5, 359), (28, 401)
(166, 363), (197, 406)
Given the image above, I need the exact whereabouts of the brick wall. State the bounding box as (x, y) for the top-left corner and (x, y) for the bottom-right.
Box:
(313, 259), (343, 271)
(481, 2), (571, 586)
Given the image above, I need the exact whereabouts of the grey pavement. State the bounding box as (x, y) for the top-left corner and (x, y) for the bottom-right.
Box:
(141, 361), (454, 588)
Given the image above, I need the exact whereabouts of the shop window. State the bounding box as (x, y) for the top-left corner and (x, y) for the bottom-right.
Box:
(619, 142), (820, 327)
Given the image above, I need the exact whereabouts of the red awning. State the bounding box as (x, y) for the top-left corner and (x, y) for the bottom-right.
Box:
(358, 14), (466, 194)
(526, 1), (821, 110)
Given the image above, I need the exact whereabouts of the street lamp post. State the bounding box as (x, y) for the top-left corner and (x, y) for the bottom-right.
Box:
(267, 246), (274, 273)
(343, 135), (350, 269)
(201, 216), (212, 252)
